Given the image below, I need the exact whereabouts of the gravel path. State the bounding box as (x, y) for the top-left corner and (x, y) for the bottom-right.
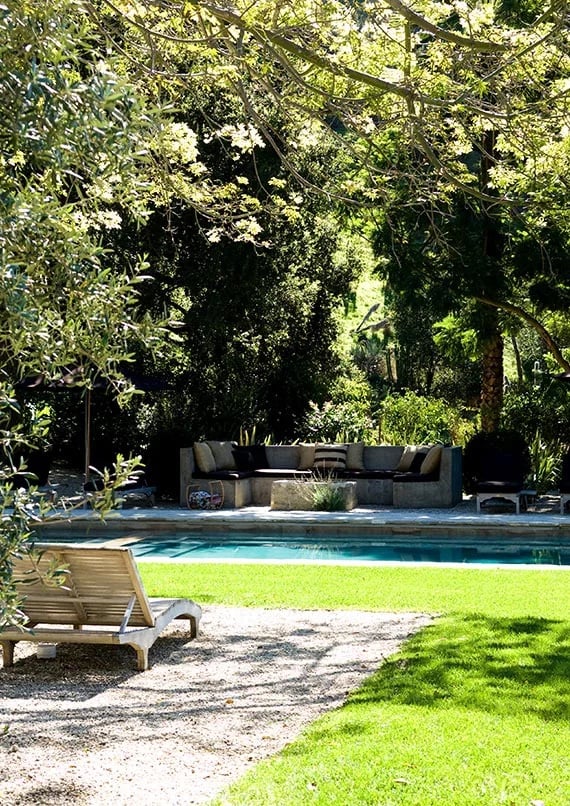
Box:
(1, 607), (431, 805)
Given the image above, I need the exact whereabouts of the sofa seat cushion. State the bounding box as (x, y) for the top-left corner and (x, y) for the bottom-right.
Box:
(393, 472), (439, 483)
(193, 470), (254, 480)
(343, 469), (397, 479)
(476, 480), (523, 493)
(252, 468), (312, 479)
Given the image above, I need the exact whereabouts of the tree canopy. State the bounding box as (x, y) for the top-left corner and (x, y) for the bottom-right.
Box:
(88, 0), (570, 431)
(92, 0), (570, 211)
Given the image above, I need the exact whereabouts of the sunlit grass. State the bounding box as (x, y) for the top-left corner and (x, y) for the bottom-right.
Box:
(139, 563), (570, 805)
(140, 562), (568, 619)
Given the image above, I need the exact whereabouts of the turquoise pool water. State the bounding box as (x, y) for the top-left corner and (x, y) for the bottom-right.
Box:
(33, 530), (570, 566)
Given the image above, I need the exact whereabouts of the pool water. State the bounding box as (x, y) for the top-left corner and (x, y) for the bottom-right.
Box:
(33, 531), (570, 566)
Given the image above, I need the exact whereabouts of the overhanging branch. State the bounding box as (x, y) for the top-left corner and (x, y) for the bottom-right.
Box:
(475, 295), (570, 372)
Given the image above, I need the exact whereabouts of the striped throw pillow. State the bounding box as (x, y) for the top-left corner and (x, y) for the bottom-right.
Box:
(313, 444), (348, 472)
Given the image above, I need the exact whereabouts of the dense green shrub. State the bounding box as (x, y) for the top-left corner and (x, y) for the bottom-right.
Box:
(529, 430), (562, 493)
(501, 382), (570, 445)
(300, 400), (376, 443)
(378, 391), (476, 446)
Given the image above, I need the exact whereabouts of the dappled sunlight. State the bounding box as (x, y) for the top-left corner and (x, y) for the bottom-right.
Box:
(348, 615), (570, 723)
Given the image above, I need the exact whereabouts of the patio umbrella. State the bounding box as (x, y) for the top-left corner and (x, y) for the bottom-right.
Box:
(16, 367), (168, 484)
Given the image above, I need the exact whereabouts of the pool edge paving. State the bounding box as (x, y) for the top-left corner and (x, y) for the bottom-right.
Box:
(35, 498), (570, 540)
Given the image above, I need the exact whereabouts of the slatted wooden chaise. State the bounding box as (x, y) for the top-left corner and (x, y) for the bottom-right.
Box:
(0, 543), (201, 671)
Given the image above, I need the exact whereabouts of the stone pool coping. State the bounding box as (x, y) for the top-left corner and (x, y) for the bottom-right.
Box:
(35, 496), (570, 540)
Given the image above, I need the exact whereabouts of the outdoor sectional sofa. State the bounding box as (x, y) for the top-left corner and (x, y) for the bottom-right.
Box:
(179, 441), (463, 509)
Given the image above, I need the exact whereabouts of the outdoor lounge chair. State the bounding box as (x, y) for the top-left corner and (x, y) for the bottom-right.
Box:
(475, 451), (531, 514)
(0, 543), (201, 671)
(464, 431), (533, 515)
(83, 470), (157, 507)
(559, 450), (570, 514)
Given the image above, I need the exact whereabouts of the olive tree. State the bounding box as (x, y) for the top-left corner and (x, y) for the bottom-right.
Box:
(0, 0), (172, 628)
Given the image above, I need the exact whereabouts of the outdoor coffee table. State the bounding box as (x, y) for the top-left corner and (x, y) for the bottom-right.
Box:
(270, 479), (357, 511)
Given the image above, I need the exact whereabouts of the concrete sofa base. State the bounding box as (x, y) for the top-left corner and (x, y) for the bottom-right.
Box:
(180, 444), (463, 509)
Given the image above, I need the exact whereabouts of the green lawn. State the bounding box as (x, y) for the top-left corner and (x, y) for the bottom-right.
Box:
(140, 563), (570, 805)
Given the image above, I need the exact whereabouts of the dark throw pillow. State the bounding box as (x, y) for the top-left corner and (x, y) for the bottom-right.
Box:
(232, 446), (256, 471)
(232, 444), (269, 470)
(248, 444), (269, 469)
(409, 451), (428, 473)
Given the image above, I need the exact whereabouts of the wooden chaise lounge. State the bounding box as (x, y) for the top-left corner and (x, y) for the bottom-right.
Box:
(0, 543), (202, 671)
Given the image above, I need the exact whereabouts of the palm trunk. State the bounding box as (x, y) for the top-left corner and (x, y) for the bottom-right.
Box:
(480, 310), (503, 432)
(478, 129), (504, 432)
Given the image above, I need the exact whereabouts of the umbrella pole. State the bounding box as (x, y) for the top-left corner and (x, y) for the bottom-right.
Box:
(84, 389), (91, 486)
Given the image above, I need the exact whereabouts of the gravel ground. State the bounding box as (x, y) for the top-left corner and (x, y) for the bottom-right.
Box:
(1, 606), (431, 805)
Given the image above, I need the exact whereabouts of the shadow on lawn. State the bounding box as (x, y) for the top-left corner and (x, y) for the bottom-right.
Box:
(349, 614), (570, 723)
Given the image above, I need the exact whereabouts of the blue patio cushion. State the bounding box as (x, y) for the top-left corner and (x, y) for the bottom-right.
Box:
(408, 451), (428, 473)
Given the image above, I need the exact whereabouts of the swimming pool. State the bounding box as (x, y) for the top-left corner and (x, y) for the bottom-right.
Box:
(33, 530), (570, 567)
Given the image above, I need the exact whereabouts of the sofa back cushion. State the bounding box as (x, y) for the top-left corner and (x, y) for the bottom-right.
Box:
(194, 442), (216, 473)
(396, 445), (417, 471)
(265, 445), (300, 470)
(363, 445), (405, 470)
(395, 445), (432, 472)
(297, 443), (316, 470)
(346, 442), (365, 471)
(232, 445), (255, 471)
(206, 440), (237, 470)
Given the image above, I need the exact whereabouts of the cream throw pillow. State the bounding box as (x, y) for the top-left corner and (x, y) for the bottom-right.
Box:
(396, 445), (417, 472)
(297, 443), (316, 470)
(346, 442), (365, 471)
(193, 442), (216, 473)
(420, 444), (442, 475)
(206, 440), (237, 470)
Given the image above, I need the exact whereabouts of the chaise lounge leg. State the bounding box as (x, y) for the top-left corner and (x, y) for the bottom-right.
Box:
(135, 646), (149, 671)
(189, 616), (199, 640)
(1, 640), (15, 667)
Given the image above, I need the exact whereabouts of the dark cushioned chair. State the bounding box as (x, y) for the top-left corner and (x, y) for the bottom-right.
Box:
(559, 451), (570, 513)
(475, 450), (528, 513)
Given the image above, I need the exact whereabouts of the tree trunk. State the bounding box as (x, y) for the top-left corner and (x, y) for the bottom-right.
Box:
(480, 311), (503, 432)
(511, 333), (523, 384)
(478, 128), (505, 433)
